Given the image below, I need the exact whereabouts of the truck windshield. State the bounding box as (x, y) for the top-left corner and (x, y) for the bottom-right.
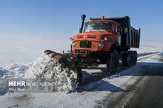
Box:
(84, 21), (112, 32)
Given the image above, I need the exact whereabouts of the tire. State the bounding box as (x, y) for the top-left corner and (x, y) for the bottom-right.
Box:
(127, 51), (134, 66)
(122, 53), (132, 66)
(122, 51), (137, 66)
(106, 51), (120, 74)
(122, 53), (128, 66)
(133, 51), (137, 65)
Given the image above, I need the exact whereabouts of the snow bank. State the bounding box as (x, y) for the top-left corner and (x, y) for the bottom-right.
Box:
(25, 54), (77, 92)
(160, 52), (163, 56)
(5, 64), (29, 78)
(0, 67), (8, 78)
(0, 64), (28, 95)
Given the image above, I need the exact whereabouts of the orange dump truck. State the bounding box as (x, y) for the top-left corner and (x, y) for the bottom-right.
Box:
(71, 15), (140, 72)
(45, 15), (140, 84)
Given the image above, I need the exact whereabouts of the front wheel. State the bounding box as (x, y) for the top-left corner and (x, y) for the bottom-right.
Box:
(106, 51), (120, 74)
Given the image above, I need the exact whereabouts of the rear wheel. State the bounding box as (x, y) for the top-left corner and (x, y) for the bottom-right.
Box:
(122, 51), (137, 66)
(106, 51), (120, 74)
(133, 51), (137, 65)
(127, 52), (134, 66)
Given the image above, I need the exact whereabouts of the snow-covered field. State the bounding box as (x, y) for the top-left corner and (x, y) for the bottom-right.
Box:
(0, 35), (70, 67)
(0, 35), (162, 67)
(0, 35), (163, 108)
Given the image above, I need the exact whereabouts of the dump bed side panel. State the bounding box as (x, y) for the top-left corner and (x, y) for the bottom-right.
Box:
(130, 26), (140, 48)
(109, 16), (140, 49)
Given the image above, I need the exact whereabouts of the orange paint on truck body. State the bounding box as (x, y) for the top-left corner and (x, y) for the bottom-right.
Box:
(72, 19), (120, 55)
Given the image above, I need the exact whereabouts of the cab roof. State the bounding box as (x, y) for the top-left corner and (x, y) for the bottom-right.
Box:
(88, 19), (120, 26)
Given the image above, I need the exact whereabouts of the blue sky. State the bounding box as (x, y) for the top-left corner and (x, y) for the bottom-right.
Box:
(0, 0), (163, 43)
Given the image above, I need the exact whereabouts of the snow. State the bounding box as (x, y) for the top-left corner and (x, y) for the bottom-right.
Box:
(131, 41), (162, 54)
(6, 64), (29, 78)
(0, 53), (162, 108)
(0, 34), (162, 67)
(25, 53), (77, 92)
(0, 34), (163, 107)
(0, 67), (8, 78)
(0, 35), (70, 67)
(0, 64), (28, 78)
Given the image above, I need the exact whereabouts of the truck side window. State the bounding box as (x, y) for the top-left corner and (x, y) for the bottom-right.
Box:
(116, 26), (121, 33)
(124, 27), (128, 33)
(116, 26), (118, 33)
(111, 23), (116, 32)
(118, 27), (121, 33)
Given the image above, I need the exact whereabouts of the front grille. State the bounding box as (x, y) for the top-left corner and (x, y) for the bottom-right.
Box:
(80, 41), (92, 48)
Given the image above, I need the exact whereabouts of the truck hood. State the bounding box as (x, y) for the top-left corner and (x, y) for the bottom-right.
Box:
(74, 31), (112, 40)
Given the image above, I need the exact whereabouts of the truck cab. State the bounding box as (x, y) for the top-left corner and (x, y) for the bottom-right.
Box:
(72, 16), (121, 56)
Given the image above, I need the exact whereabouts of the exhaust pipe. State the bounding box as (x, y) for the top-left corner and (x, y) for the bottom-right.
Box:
(79, 14), (86, 33)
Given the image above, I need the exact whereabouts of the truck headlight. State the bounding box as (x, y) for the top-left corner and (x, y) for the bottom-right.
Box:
(98, 43), (104, 48)
(104, 37), (108, 41)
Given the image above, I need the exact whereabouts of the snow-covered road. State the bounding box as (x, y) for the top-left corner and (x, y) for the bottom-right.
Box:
(104, 53), (163, 108)
(0, 53), (162, 108)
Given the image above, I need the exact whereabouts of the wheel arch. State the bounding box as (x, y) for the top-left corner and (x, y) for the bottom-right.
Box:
(110, 43), (120, 53)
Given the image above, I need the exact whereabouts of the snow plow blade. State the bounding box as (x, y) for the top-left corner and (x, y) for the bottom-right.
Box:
(44, 50), (82, 84)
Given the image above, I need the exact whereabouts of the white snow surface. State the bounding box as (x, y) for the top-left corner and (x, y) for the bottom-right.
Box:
(0, 34), (162, 67)
(0, 35), (70, 67)
(0, 34), (162, 108)
(25, 54), (77, 92)
(25, 54), (53, 79)
(0, 64), (28, 78)
(0, 53), (162, 108)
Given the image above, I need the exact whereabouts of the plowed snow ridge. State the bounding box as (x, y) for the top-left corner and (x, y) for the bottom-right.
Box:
(25, 54), (77, 92)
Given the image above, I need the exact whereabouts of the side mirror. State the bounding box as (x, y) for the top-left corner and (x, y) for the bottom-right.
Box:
(67, 50), (71, 53)
(70, 37), (73, 41)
